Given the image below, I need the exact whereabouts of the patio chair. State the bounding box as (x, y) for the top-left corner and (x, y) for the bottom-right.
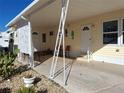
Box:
(59, 45), (63, 57)
(34, 51), (41, 61)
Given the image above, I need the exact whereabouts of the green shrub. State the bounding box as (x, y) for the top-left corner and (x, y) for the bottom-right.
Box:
(16, 87), (35, 93)
(0, 53), (16, 79)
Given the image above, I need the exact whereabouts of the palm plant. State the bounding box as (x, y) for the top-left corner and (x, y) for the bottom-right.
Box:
(16, 86), (35, 93)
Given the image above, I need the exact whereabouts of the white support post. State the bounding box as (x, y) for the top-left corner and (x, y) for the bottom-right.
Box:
(28, 21), (34, 68)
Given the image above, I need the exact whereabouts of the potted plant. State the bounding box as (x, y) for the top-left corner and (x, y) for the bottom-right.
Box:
(23, 73), (35, 88)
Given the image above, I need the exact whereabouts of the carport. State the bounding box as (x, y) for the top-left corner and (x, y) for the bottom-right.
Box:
(6, 0), (124, 90)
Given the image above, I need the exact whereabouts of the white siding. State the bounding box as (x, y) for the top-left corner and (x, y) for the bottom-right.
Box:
(18, 21), (30, 54)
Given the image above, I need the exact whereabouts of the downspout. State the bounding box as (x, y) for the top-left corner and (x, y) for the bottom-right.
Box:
(21, 16), (34, 68)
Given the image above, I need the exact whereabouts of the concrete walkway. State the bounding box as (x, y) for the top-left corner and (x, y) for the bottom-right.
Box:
(34, 56), (124, 93)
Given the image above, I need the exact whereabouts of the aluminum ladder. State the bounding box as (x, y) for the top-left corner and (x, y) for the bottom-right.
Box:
(49, 0), (70, 85)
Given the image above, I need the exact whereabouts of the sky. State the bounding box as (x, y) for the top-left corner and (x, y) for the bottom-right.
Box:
(0, 0), (34, 32)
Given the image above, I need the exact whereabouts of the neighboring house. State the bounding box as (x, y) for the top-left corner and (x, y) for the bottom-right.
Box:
(0, 28), (14, 52)
(6, 0), (124, 65)
(0, 31), (10, 51)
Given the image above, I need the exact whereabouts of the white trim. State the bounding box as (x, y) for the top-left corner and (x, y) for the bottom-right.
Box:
(118, 18), (124, 45)
(118, 18), (122, 45)
(120, 18), (124, 45)
(102, 18), (120, 23)
(103, 31), (118, 34)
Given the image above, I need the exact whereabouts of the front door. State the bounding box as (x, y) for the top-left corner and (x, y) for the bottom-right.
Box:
(81, 25), (91, 54)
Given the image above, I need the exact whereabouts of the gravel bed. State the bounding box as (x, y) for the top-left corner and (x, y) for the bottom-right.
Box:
(0, 69), (68, 93)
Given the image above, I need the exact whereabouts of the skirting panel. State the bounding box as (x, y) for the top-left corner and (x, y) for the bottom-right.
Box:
(93, 55), (124, 65)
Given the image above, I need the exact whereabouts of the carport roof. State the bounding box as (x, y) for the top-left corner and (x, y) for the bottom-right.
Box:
(6, 0), (124, 28)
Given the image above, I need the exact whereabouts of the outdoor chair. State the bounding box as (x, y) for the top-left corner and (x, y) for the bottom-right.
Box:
(59, 45), (71, 58)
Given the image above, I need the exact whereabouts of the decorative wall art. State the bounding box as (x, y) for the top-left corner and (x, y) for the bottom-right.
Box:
(32, 32), (38, 35)
(71, 30), (74, 39)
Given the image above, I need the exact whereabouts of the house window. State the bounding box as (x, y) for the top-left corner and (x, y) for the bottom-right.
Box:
(123, 33), (124, 44)
(123, 19), (124, 44)
(103, 20), (118, 44)
(4, 40), (9, 42)
(42, 33), (46, 43)
(49, 31), (53, 36)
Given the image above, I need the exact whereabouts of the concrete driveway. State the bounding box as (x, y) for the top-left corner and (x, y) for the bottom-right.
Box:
(34, 56), (124, 93)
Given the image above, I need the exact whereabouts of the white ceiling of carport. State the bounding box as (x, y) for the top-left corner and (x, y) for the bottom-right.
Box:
(29, 0), (124, 28)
